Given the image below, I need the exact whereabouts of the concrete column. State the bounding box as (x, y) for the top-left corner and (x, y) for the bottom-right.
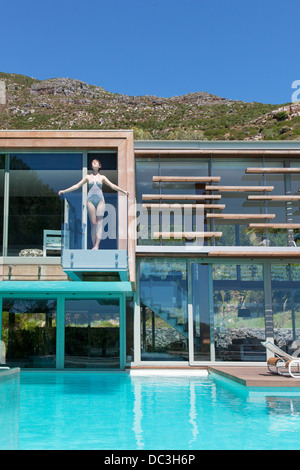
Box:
(56, 295), (65, 369)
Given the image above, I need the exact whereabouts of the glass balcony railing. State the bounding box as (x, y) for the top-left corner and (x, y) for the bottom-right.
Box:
(60, 192), (129, 278)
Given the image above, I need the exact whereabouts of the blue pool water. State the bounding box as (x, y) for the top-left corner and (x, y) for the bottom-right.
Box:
(3, 371), (300, 450)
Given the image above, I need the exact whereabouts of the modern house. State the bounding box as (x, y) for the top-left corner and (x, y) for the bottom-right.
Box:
(0, 130), (300, 369)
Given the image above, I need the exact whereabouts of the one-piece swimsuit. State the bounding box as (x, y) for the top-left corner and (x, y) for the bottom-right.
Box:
(87, 179), (105, 208)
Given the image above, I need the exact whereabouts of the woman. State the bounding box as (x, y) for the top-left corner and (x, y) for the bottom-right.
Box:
(59, 159), (129, 250)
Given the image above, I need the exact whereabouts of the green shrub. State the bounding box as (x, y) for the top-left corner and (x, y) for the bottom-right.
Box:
(274, 111), (288, 121)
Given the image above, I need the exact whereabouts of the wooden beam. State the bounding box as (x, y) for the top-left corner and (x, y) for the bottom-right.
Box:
(207, 213), (275, 220)
(142, 203), (226, 209)
(153, 231), (223, 239)
(152, 176), (221, 182)
(207, 251), (300, 258)
(205, 185), (274, 192)
(249, 223), (300, 229)
(246, 167), (300, 174)
(248, 195), (300, 201)
(142, 194), (222, 200)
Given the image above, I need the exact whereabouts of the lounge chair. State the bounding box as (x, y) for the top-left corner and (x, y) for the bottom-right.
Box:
(261, 341), (300, 378)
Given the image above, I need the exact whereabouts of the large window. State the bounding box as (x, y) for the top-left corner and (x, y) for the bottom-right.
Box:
(65, 298), (120, 368)
(213, 264), (266, 361)
(135, 158), (160, 246)
(1, 298), (57, 368)
(212, 159), (265, 247)
(271, 264), (300, 354)
(139, 259), (188, 361)
(8, 153), (82, 256)
(135, 157), (209, 247)
(135, 156), (300, 248)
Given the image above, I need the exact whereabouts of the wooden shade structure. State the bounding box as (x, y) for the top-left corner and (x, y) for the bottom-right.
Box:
(142, 194), (222, 200)
(153, 231), (223, 239)
(205, 185), (274, 192)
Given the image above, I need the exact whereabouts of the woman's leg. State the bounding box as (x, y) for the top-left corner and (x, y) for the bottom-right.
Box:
(87, 201), (97, 247)
(93, 201), (105, 250)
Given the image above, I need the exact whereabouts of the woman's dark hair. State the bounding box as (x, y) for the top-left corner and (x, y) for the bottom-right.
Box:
(91, 159), (102, 171)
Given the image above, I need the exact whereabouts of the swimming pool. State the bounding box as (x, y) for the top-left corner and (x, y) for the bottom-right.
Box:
(2, 371), (300, 450)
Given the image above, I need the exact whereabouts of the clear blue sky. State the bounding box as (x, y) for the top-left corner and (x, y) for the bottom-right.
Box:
(1, 0), (299, 104)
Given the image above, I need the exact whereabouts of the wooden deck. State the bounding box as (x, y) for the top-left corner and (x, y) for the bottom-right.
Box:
(209, 366), (300, 388)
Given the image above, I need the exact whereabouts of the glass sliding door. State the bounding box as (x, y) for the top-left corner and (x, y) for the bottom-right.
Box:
(139, 259), (189, 361)
(0, 155), (5, 256)
(213, 264), (266, 362)
(64, 298), (120, 368)
(191, 263), (211, 361)
(87, 152), (118, 250)
(271, 264), (300, 354)
(1, 298), (57, 368)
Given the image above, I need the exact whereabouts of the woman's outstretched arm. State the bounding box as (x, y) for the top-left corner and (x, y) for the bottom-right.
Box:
(58, 176), (88, 196)
(102, 176), (129, 196)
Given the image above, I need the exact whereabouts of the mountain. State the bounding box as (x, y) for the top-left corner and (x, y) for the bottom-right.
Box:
(0, 72), (298, 141)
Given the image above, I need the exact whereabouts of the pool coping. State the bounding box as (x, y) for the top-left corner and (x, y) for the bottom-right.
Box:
(0, 368), (20, 382)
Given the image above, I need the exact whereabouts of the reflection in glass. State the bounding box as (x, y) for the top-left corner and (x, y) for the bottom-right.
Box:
(135, 158), (160, 246)
(213, 264), (266, 361)
(8, 153), (82, 256)
(212, 159), (265, 247)
(0, 372), (19, 450)
(126, 298), (134, 363)
(264, 160), (287, 246)
(192, 264), (211, 361)
(0, 155), (5, 256)
(160, 158), (210, 247)
(140, 259), (188, 361)
(65, 299), (120, 368)
(271, 264), (300, 354)
(136, 158), (210, 247)
(1, 298), (57, 368)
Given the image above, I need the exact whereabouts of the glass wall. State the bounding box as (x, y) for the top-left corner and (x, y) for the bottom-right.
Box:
(192, 263), (211, 361)
(135, 158), (162, 246)
(140, 258), (188, 361)
(1, 298), (57, 368)
(65, 298), (120, 368)
(135, 157), (209, 247)
(138, 258), (270, 363)
(212, 159), (265, 246)
(8, 153), (82, 256)
(213, 264), (266, 361)
(135, 156), (300, 248)
(160, 158), (210, 246)
(0, 155), (5, 256)
(271, 264), (300, 354)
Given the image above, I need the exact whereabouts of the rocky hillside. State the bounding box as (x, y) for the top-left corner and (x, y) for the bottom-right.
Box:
(0, 71), (298, 140)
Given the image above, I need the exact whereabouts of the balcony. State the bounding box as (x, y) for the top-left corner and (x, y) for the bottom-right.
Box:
(61, 194), (129, 282)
